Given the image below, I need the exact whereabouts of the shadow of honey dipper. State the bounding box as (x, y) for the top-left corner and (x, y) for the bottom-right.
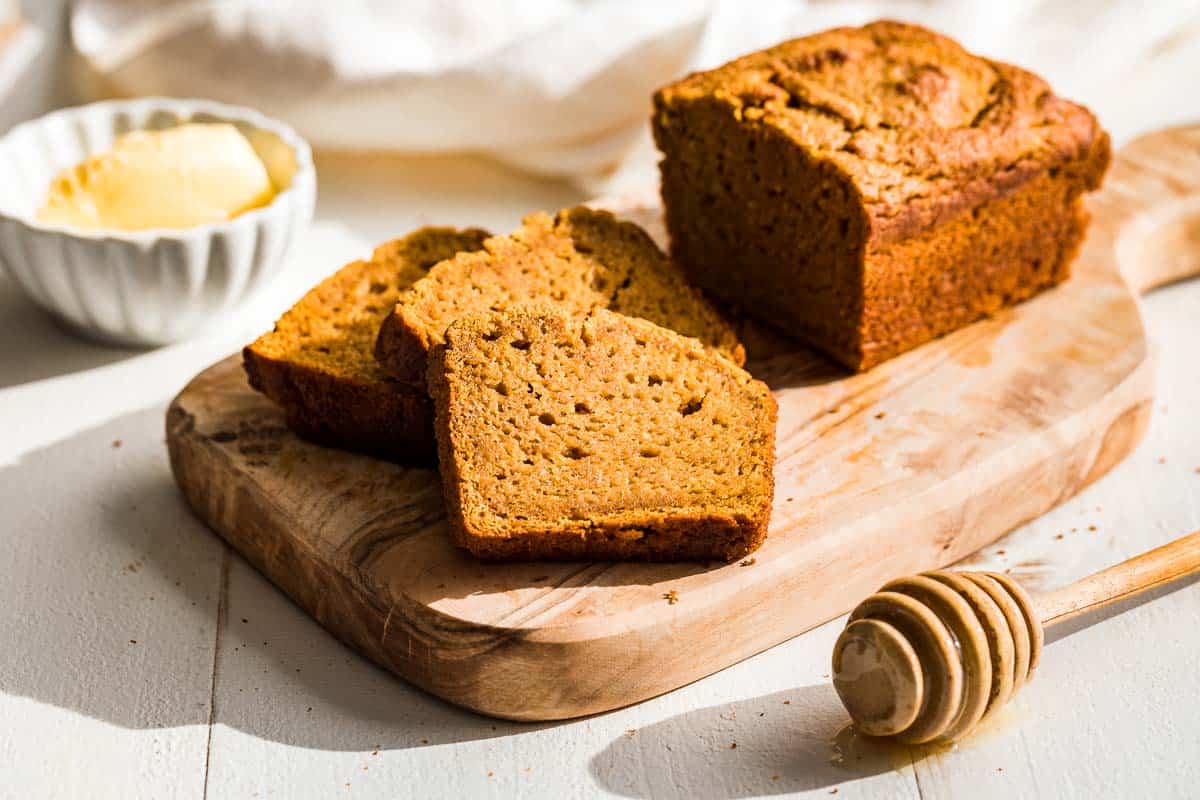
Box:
(831, 530), (1200, 744)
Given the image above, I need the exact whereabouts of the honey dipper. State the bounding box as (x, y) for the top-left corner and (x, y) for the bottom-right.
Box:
(831, 530), (1200, 744)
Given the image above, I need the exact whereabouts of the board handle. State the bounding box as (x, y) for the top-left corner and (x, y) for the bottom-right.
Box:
(1104, 125), (1200, 295)
(1116, 194), (1200, 295)
(1036, 529), (1200, 630)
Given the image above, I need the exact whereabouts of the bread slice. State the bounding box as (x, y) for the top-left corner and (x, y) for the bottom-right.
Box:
(244, 227), (489, 462)
(375, 206), (745, 383)
(427, 305), (777, 562)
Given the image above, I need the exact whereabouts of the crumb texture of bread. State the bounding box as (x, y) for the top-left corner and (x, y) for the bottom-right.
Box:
(427, 305), (776, 562)
(243, 227), (489, 461)
(375, 206), (745, 382)
(653, 20), (1111, 371)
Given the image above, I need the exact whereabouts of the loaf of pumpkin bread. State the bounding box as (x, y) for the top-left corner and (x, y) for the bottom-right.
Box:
(653, 20), (1111, 371)
(244, 227), (489, 462)
(427, 305), (776, 562)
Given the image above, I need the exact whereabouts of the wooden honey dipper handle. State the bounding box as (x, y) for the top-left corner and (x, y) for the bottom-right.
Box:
(1036, 529), (1200, 630)
(832, 530), (1200, 745)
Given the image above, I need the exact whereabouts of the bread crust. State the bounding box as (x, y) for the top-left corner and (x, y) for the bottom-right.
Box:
(243, 345), (438, 461)
(653, 20), (1111, 371)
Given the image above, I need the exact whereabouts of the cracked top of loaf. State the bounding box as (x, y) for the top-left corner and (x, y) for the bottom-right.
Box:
(654, 20), (1109, 237)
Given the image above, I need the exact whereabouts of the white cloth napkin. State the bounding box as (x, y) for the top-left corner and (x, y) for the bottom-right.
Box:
(71, 0), (711, 177)
(0, 2), (41, 109)
(71, 0), (1200, 184)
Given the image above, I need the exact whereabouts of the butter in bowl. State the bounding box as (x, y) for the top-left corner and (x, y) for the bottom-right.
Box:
(38, 122), (277, 231)
(0, 98), (315, 346)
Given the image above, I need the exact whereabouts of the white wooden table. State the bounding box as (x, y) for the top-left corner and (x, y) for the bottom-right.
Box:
(1, 132), (1199, 800)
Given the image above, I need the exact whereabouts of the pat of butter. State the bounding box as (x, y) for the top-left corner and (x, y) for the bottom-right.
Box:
(38, 123), (276, 231)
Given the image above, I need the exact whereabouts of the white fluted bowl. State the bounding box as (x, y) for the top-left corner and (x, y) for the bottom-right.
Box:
(0, 98), (315, 346)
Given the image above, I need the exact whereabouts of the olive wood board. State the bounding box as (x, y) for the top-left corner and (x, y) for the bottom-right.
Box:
(167, 126), (1200, 721)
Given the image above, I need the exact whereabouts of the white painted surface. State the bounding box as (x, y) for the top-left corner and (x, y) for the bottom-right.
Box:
(2, 95), (1199, 800)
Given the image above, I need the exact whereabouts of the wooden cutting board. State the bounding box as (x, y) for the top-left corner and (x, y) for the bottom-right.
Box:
(167, 126), (1200, 721)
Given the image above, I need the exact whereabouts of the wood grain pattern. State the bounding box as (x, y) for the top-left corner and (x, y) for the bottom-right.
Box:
(166, 126), (1200, 721)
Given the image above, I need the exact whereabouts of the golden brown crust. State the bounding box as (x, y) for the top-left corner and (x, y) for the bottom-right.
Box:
(374, 297), (438, 383)
(243, 227), (489, 462)
(375, 206), (745, 383)
(428, 306), (776, 562)
(653, 20), (1111, 371)
(243, 345), (438, 460)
